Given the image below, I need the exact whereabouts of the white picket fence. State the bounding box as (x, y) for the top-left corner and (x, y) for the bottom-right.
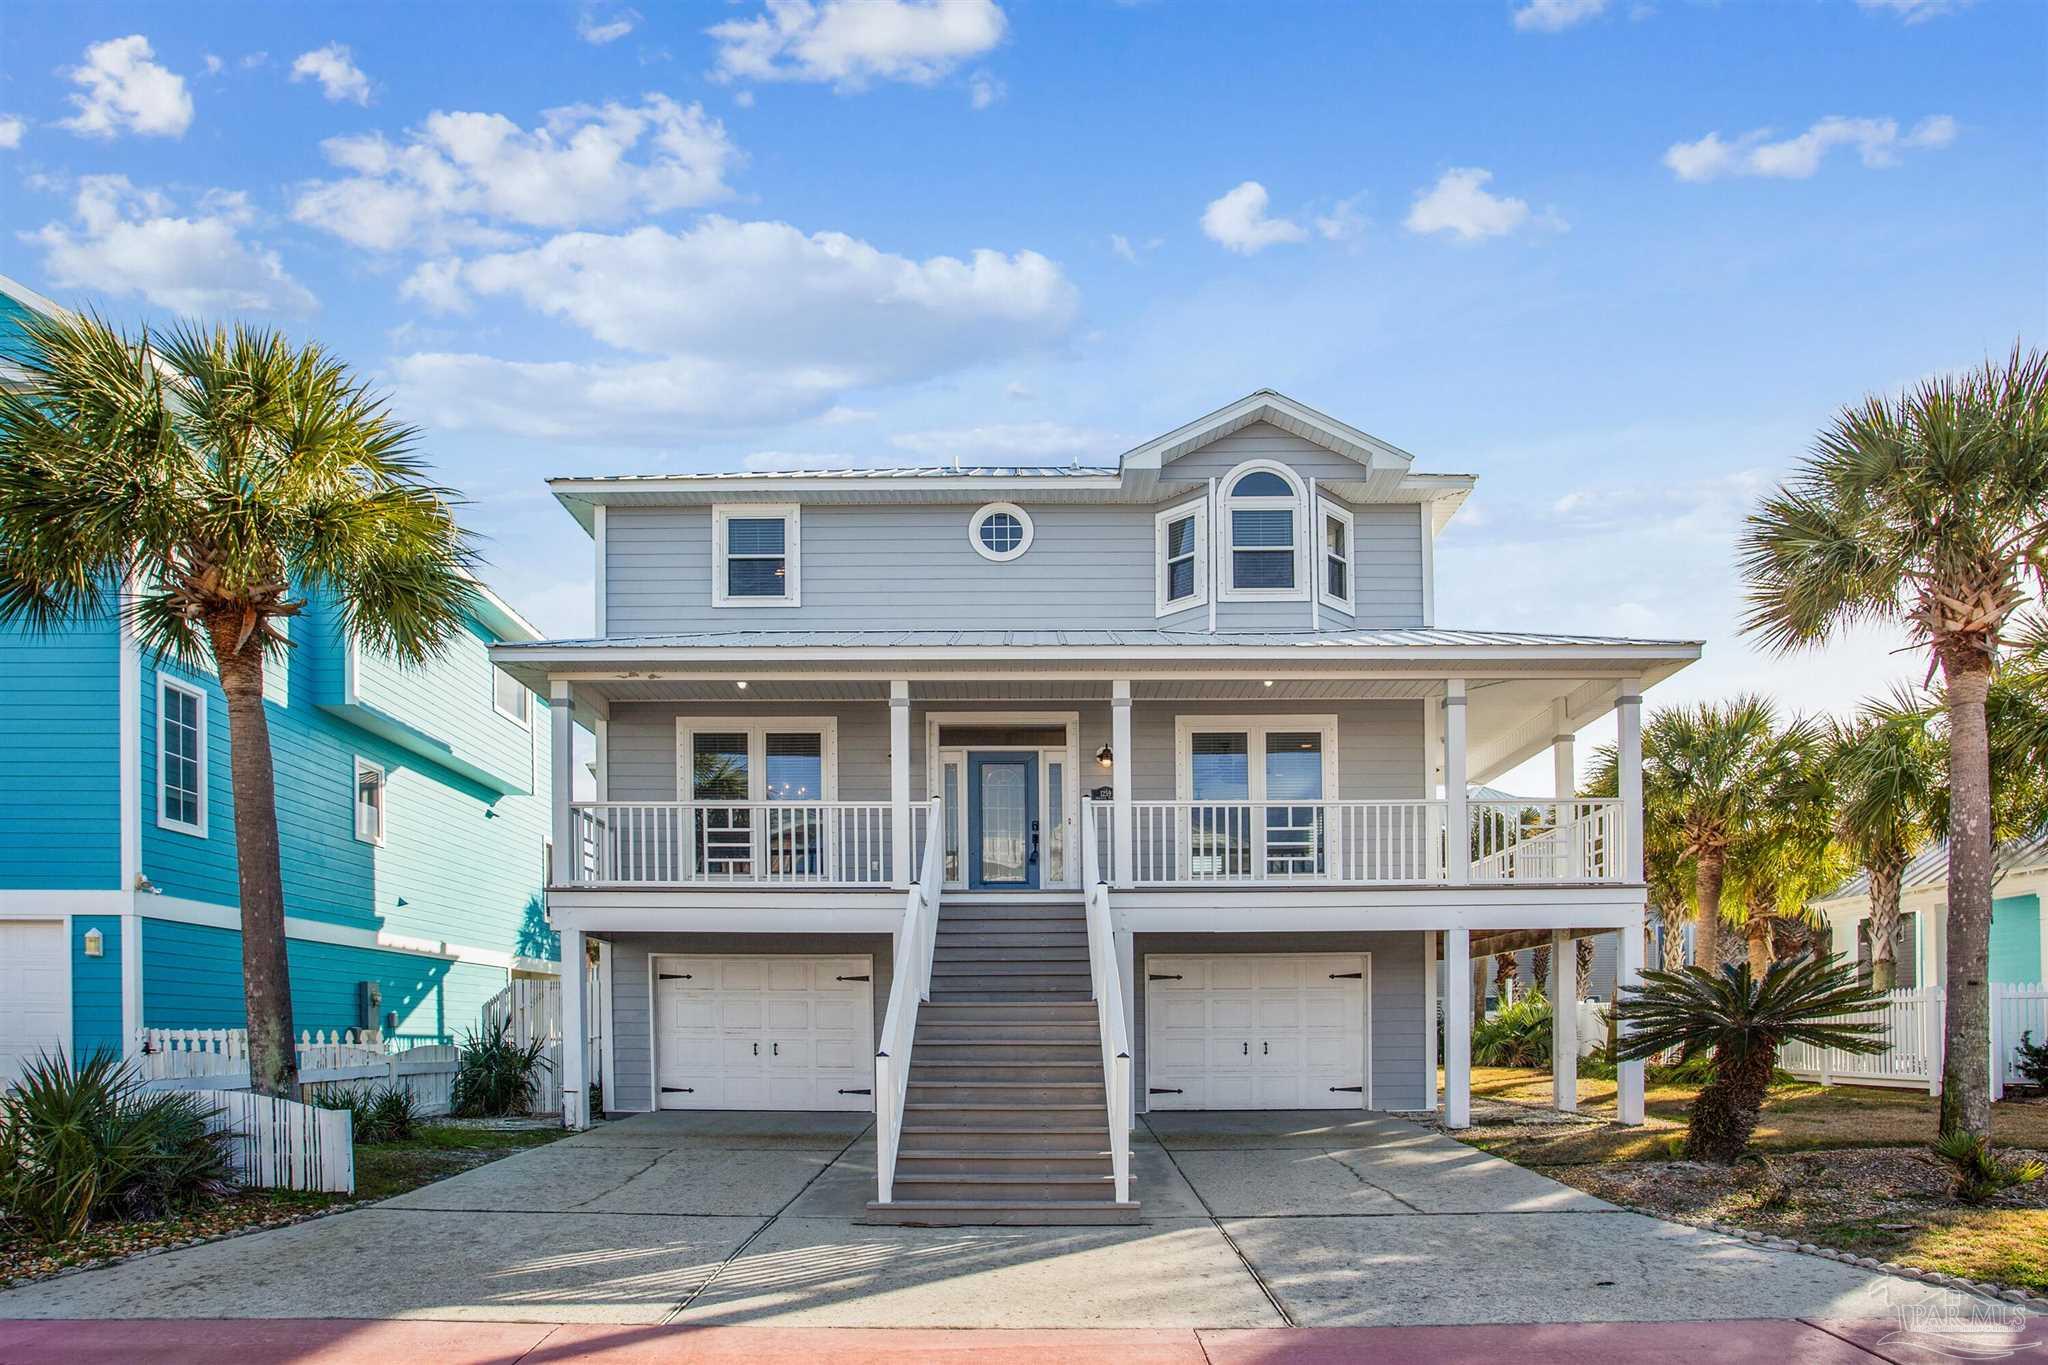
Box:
(185, 1089), (355, 1193)
(1779, 983), (2048, 1099)
(480, 972), (602, 1115)
(134, 1028), (460, 1116)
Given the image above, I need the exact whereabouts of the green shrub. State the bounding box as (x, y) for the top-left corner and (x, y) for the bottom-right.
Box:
(0, 1050), (234, 1243)
(450, 1029), (551, 1118)
(1473, 993), (1554, 1067)
(2015, 1032), (2048, 1089)
(313, 1083), (420, 1144)
(1932, 1132), (2046, 1205)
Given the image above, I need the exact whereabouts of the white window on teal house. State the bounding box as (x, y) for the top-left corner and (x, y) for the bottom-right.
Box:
(1155, 500), (1208, 616)
(713, 504), (800, 607)
(157, 677), (206, 837)
(1220, 463), (1307, 601)
(492, 665), (530, 727)
(354, 759), (386, 845)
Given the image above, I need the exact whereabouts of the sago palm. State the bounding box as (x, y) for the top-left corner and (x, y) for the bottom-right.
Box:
(1613, 957), (1885, 1162)
(1740, 347), (2048, 1140)
(0, 312), (476, 1096)
(1825, 694), (1941, 990)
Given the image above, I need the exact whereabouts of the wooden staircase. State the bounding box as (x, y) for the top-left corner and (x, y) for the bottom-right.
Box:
(866, 896), (1140, 1225)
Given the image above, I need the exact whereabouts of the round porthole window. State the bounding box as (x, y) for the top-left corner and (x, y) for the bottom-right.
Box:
(968, 503), (1033, 562)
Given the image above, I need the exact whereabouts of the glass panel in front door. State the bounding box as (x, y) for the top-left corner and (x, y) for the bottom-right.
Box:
(979, 761), (1030, 884)
(692, 731), (751, 875)
(1190, 732), (1251, 877)
(1265, 732), (1324, 876)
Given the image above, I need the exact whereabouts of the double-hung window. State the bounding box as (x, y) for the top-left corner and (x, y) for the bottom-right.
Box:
(492, 666), (531, 726)
(157, 677), (207, 836)
(354, 759), (386, 845)
(1318, 498), (1354, 613)
(712, 504), (801, 607)
(1154, 500), (1209, 616)
(1221, 463), (1306, 600)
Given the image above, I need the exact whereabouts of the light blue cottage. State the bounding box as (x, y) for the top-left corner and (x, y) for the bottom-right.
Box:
(0, 274), (558, 1085)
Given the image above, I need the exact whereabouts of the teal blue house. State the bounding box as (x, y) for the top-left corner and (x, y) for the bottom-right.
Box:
(0, 274), (557, 1086)
(1815, 832), (2048, 991)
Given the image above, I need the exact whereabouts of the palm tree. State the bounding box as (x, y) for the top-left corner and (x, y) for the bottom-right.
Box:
(1613, 957), (1886, 1162)
(1825, 694), (1941, 990)
(1721, 719), (1845, 977)
(1740, 347), (2048, 1140)
(0, 314), (476, 1097)
(1587, 736), (1693, 970)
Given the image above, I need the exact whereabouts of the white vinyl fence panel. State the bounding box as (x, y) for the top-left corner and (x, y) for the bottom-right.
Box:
(187, 1088), (354, 1194)
(135, 1028), (460, 1116)
(480, 971), (601, 1116)
(1778, 984), (2046, 1098)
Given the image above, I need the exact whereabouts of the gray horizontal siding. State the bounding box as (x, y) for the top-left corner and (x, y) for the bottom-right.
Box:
(1133, 930), (1430, 1114)
(606, 931), (893, 1114)
(602, 423), (1426, 636)
(605, 698), (1424, 805)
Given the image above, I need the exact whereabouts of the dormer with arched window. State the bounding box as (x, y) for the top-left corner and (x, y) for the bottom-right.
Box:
(1218, 459), (1307, 602)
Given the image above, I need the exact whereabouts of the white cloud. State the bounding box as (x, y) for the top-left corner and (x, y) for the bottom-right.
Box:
(741, 449), (881, 470)
(241, 52), (269, 70)
(1314, 193), (1367, 242)
(1403, 168), (1544, 240)
(389, 216), (1077, 440)
(1856, 0), (1969, 21)
(1108, 232), (1162, 263)
(1512, 0), (1608, 31)
(1200, 181), (1306, 254)
(59, 35), (193, 139)
(400, 258), (469, 313)
(290, 44), (371, 105)
(1663, 114), (1958, 182)
(890, 421), (1122, 464)
(709, 0), (1007, 90)
(0, 118), (23, 150)
(28, 175), (316, 315)
(968, 70), (1005, 109)
(578, 4), (641, 43)
(291, 96), (738, 250)
(203, 54), (224, 76)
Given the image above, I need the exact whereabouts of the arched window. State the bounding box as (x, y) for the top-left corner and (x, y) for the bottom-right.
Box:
(1220, 461), (1306, 600)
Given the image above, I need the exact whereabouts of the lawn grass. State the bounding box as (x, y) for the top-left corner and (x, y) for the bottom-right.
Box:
(351, 1121), (567, 1201)
(1807, 1211), (2048, 1294)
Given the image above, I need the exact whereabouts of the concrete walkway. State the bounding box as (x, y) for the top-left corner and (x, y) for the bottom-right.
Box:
(0, 1110), (2028, 1331)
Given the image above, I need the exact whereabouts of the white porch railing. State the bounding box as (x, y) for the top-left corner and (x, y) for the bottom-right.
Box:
(1470, 799), (1619, 883)
(566, 801), (904, 886)
(875, 797), (944, 1204)
(1081, 800), (1132, 1204)
(1778, 983), (2047, 1098)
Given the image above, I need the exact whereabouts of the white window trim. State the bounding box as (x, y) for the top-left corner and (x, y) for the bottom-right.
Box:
(1173, 714), (1341, 801)
(1154, 498), (1210, 617)
(1317, 497), (1355, 615)
(492, 666), (532, 729)
(711, 504), (802, 608)
(674, 717), (841, 801)
(968, 502), (1034, 562)
(354, 757), (387, 846)
(1218, 459), (1309, 602)
(156, 675), (208, 838)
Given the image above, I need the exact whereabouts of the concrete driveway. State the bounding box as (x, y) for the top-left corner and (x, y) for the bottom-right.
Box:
(0, 1110), (1980, 1328)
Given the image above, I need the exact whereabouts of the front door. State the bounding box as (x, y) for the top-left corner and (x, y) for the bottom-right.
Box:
(968, 752), (1039, 890)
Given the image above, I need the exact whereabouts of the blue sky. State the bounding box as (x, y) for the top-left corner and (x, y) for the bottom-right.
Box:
(2, 0), (2043, 785)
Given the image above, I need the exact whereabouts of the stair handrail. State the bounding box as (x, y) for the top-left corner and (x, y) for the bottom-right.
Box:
(1080, 798), (1132, 1203)
(874, 796), (944, 1204)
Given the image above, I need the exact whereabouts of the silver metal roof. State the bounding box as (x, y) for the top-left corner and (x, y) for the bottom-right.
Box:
(1825, 828), (2048, 902)
(496, 626), (1700, 651)
(558, 465), (1123, 483)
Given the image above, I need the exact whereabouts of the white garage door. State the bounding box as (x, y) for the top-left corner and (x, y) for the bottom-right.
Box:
(0, 920), (70, 1090)
(1145, 953), (1368, 1110)
(653, 955), (873, 1111)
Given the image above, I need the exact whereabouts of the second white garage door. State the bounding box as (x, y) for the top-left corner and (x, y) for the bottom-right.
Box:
(1145, 953), (1369, 1110)
(653, 955), (873, 1111)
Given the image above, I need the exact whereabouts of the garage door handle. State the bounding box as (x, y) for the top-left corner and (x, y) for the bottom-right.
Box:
(1263, 1042), (1269, 1056)
(753, 1043), (759, 1056)
(1328, 972), (1363, 979)
(773, 1042), (779, 1056)
(1241, 1042), (1248, 1056)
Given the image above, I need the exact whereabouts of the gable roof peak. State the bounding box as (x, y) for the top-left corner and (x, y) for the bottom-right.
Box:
(1119, 389), (1419, 474)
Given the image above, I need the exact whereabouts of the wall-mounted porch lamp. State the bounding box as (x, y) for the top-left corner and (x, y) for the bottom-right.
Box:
(1095, 744), (1114, 770)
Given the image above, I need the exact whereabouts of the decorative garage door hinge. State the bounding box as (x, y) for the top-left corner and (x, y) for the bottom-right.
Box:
(1328, 972), (1363, 979)
(1329, 1086), (1363, 1093)
(1149, 1087), (1184, 1094)
(838, 1088), (872, 1095)
(661, 1086), (695, 1094)
(1148, 973), (1183, 981)
(836, 974), (871, 982)
(659, 973), (694, 981)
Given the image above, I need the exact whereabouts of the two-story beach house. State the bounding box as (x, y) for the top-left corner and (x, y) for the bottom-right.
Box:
(492, 391), (1699, 1224)
(0, 275), (558, 1086)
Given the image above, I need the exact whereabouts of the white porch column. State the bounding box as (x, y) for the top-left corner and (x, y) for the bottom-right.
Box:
(1551, 698), (1576, 799)
(550, 680), (575, 884)
(1443, 926), (1472, 1127)
(1551, 928), (1578, 1112)
(1111, 679), (1134, 887)
(1616, 910), (1646, 1125)
(1422, 931), (1439, 1112)
(1443, 680), (1469, 884)
(1617, 678), (1644, 884)
(559, 926), (588, 1129)
(890, 680), (912, 887)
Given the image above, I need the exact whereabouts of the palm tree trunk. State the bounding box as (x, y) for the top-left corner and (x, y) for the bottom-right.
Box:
(1866, 859), (1903, 992)
(1694, 851), (1725, 969)
(1939, 660), (1995, 1140)
(209, 622), (298, 1098)
(1659, 902), (1686, 972)
(1470, 958), (1487, 1027)
(1532, 944), (1552, 996)
(1745, 913), (1773, 978)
